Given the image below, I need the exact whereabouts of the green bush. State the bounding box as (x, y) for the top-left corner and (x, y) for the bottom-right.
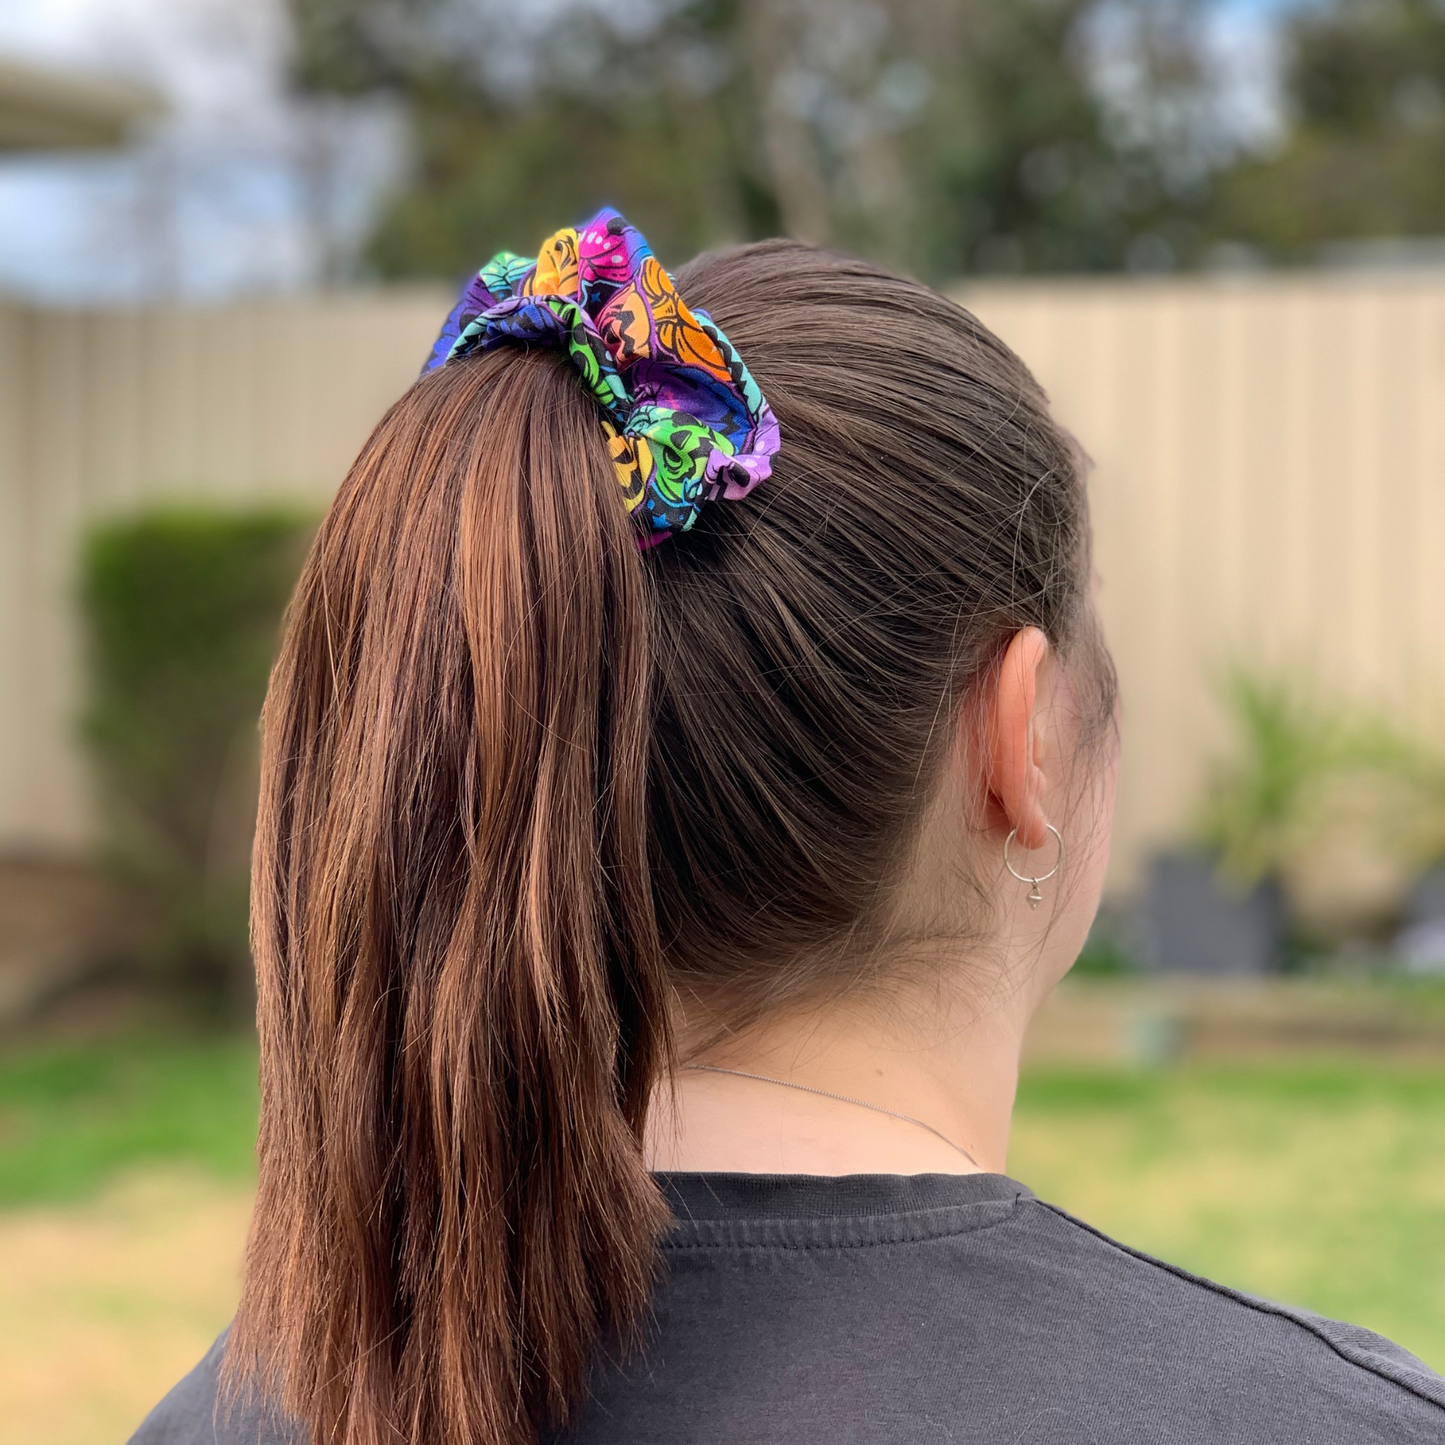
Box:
(79, 508), (315, 1006)
(1194, 670), (1341, 887)
(1195, 667), (1445, 944)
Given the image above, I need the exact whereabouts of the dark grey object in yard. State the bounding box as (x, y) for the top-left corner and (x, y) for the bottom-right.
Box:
(1403, 867), (1445, 927)
(1141, 852), (1284, 975)
(1397, 867), (1445, 974)
(1398, 920), (1445, 974)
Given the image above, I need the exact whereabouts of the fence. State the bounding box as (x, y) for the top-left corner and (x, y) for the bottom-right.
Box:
(2, 273), (1443, 892)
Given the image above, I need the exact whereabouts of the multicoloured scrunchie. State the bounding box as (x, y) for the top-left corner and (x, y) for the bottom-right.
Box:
(421, 208), (781, 547)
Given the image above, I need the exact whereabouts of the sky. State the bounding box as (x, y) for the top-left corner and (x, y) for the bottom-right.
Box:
(0, 0), (1299, 304)
(0, 0), (403, 300)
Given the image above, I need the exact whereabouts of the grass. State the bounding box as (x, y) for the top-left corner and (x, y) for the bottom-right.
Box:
(0, 1030), (262, 1445)
(0, 1030), (1442, 1375)
(0, 1030), (259, 1207)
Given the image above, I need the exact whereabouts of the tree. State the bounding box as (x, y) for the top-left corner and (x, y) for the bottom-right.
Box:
(1211, 0), (1445, 260)
(286, 0), (1218, 281)
(288, 0), (769, 273)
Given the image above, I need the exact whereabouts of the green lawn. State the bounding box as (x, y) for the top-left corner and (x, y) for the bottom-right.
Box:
(0, 1031), (259, 1207)
(1, 1032), (1442, 1370)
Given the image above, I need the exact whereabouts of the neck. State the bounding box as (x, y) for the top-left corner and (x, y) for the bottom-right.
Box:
(644, 969), (1038, 1177)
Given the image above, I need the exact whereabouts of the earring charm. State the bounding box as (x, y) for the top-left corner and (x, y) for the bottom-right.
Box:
(1004, 823), (1065, 909)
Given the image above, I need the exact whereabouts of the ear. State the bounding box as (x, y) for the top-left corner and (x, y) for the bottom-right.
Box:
(982, 627), (1052, 850)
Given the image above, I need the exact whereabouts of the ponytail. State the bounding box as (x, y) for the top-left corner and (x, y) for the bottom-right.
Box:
(228, 347), (671, 1445)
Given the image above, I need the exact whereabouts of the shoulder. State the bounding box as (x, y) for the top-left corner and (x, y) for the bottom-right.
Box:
(1016, 1195), (1445, 1424)
(127, 1330), (300, 1445)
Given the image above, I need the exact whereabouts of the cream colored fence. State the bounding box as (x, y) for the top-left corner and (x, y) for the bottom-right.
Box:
(2, 275), (1442, 891)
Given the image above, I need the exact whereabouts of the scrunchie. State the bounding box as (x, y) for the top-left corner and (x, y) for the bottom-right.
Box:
(421, 208), (781, 547)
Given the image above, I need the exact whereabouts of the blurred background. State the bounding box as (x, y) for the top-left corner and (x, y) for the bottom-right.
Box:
(2, 0), (1445, 1439)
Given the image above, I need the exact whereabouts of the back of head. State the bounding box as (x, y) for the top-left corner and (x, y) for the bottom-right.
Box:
(227, 239), (1111, 1445)
(653, 242), (1106, 998)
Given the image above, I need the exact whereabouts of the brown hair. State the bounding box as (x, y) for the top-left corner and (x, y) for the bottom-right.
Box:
(227, 241), (1112, 1445)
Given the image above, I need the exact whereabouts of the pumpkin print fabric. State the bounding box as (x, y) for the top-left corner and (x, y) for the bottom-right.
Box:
(422, 209), (781, 546)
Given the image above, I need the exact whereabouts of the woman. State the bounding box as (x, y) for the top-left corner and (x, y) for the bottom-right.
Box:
(134, 213), (1444, 1444)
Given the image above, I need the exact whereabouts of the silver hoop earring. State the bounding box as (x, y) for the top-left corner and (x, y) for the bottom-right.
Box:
(1003, 823), (1065, 910)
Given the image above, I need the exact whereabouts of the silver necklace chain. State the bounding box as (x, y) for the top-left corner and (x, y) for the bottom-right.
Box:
(681, 1063), (980, 1169)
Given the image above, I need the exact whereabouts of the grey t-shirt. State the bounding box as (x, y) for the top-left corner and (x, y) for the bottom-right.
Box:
(131, 1171), (1445, 1443)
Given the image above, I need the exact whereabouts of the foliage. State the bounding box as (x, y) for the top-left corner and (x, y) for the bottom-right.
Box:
(79, 509), (314, 1004)
(289, 0), (1214, 283)
(904, 0), (1179, 277)
(1194, 670), (1342, 886)
(288, 0), (1445, 278)
(1211, 0), (1445, 260)
(1195, 669), (1445, 939)
(366, 80), (753, 281)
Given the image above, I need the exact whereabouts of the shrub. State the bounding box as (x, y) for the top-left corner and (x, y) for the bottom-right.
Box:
(79, 507), (314, 1006)
(1195, 671), (1342, 887)
(1195, 668), (1445, 944)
